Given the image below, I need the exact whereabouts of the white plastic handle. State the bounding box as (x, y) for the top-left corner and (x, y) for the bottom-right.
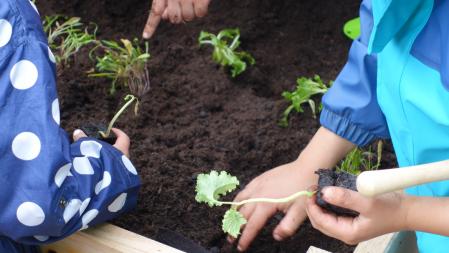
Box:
(356, 159), (449, 197)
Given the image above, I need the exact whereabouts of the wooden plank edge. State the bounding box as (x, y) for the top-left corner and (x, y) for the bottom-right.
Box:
(354, 233), (395, 253)
(40, 223), (185, 253)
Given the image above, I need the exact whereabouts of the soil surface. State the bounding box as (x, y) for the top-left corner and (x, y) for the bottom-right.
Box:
(37, 0), (398, 252)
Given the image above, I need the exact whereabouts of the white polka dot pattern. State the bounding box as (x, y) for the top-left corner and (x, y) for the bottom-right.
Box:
(54, 163), (71, 187)
(73, 157), (94, 175)
(95, 171), (111, 194)
(81, 209), (98, 230)
(108, 193), (127, 213)
(0, 19), (12, 47)
(80, 141), (102, 158)
(12, 132), (41, 160)
(122, 155), (137, 175)
(52, 98), (60, 125)
(79, 198), (91, 215)
(34, 235), (49, 242)
(63, 199), (81, 223)
(10, 60), (39, 90)
(17, 202), (45, 226)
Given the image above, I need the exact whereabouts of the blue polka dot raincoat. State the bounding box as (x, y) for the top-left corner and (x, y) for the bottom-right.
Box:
(0, 1), (140, 252)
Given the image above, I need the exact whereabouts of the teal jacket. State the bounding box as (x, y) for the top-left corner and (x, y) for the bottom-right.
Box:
(321, 0), (449, 252)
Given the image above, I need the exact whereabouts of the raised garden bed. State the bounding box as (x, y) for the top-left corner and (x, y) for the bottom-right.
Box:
(37, 0), (398, 252)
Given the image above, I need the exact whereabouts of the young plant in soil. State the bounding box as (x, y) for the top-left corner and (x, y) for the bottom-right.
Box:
(43, 15), (97, 66)
(84, 39), (150, 141)
(89, 38), (150, 94)
(316, 141), (383, 216)
(199, 29), (255, 77)
(279, 75), (331, 127)
(195, 171), (315, 237)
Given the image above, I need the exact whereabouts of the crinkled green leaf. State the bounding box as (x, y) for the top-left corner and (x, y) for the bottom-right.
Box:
(222, 209), (247, 238)
(195, 171), (239, 207)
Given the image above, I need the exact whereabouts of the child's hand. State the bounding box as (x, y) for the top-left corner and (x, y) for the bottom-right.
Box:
(73, 128), (131, 158)
(229, 161), (317, 251)
(305, 186), (407, 245)
(143, 0), (211, 39)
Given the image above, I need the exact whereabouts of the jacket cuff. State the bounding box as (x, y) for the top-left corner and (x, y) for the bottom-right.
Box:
(320, 107), (379, 146)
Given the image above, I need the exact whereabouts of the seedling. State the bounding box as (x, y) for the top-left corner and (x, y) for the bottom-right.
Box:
(89, 38), (150, 95)
(279, 75), (331, 127)
(195, 171), (315, 237)
(337, 141), (383, 175)
(199, 29), (255, 77)
(43, 15), (97, 65)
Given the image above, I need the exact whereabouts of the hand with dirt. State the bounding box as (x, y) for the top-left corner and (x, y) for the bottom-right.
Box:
(230, 127), (356, 251)
(73, 128), (131, 158)
(143, 0), (211, 39)
(306, 187), (407, 245)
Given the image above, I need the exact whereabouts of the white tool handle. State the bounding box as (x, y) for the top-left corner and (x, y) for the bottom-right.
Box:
(356, 159), (449, 197)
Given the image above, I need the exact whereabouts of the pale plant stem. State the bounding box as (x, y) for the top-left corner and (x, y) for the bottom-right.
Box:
(218, 190), (315, 207)
(99, 95), (137, 138)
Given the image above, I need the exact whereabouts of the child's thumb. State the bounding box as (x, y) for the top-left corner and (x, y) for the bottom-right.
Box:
(322, 187), (368, 213)
(73, 129), (87, 141)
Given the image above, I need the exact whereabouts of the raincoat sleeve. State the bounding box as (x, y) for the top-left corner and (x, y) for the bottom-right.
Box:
(320, 0), (390, 146)
(0, 0), (140, 245)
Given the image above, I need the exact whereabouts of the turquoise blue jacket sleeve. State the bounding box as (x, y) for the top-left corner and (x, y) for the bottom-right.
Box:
(0, 0), (140, 250)
(320, 0), (390, 146)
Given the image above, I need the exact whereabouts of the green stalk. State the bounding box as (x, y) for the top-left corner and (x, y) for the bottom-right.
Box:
(99, 94), (138, 138)
(218, 190), (316, 207)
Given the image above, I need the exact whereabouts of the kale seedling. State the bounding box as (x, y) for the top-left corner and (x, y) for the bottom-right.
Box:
(199, 29), (255, 77)
(195, 171), (315, 237)
(89, 38), (150, 95)
(279, 75), (331, 127)
(43, 15), (97, 66)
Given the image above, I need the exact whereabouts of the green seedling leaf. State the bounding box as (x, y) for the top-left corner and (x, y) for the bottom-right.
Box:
(222, 209), (247, 238)
(89, 38), (150, 95)
(279, 75), (331, 127)
(337, 140), (383, 175)
(343, 17), (361, 40)
(199, 28), (255, 77)
(195, 170), (239, 207)
(43, 15), (97, 66)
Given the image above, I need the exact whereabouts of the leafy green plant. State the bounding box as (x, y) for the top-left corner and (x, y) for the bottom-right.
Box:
(199, 28), (255, 77)
(279, 75), (331, 127)
(89, 38), (150, 95)
(43, 15), (97, 65)
(195, 171), (315, 237)
(337, 141), (383, 175)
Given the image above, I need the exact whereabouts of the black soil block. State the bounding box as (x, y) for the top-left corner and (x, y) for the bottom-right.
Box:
(315, 169), (359, 217)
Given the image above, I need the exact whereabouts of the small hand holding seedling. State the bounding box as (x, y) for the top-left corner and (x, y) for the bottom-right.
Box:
(309, 157), (449, 245)
(199, 29), (255, 77)
(195, 171), (315, 237)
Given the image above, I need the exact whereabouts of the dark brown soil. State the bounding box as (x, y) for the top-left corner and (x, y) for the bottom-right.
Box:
(37, 0), (398, 252)
(316, 169), (359, 217)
